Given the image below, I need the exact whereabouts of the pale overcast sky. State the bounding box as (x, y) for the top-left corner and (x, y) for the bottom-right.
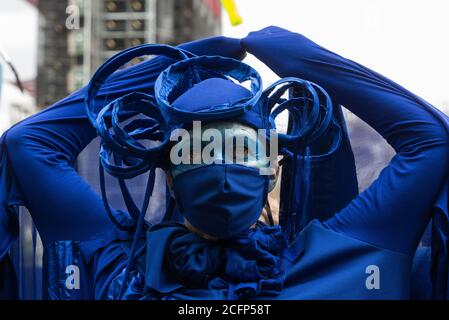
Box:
(0, 0), (448, 109)
(223, 0), (449, 109)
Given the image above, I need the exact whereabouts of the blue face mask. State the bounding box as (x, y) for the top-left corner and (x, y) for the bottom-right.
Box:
(173, 164), (269, 239)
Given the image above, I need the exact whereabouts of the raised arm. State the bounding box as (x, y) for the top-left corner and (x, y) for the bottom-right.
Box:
(0, 36), (245, 259)
(241, 26), (449, 255)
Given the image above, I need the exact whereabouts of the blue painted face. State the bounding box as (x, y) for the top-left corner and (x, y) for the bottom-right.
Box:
(167, 78), (276, 238)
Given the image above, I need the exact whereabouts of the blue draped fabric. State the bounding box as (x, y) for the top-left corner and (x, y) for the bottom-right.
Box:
(0, 253), (17, 299)
(279, 98), (358, 236)
(411, 247), (432, 299)
(144, 223), (287, 299)
(101, 220), (412, 300)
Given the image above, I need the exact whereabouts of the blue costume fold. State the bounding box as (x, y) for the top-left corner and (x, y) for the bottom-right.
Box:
(1, 26), (449, 299)
(101, 220), (413, 300)
(144, 223), (286, 299)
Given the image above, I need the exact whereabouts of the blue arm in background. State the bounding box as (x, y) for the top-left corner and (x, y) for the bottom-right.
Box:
(241, 26), (449, 298)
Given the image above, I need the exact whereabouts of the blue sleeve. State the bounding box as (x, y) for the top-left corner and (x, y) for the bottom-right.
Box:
(0, 36), (245, 260)
(241, 26), (449, 255)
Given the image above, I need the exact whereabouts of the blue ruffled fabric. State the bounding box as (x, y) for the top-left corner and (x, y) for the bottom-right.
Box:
(144, 223), (287, 299)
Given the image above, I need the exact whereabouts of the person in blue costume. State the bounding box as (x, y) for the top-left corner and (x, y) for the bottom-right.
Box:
(1, 26), (449, 300)
(0, 36), (247, 299)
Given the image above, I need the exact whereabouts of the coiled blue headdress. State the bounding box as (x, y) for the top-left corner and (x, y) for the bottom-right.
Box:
(85, 43), (342, 235)
(85, 42), (344, 297)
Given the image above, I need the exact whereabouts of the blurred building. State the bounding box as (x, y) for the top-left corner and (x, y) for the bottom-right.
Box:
(36, 0), (221, 109)
(0, 82), (36, 133)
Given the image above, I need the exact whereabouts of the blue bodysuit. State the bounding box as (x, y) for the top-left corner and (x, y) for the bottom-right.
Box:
(1, 27), (448, 299)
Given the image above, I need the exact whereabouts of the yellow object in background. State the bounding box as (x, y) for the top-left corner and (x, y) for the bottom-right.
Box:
(221, 0), (243, 26)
